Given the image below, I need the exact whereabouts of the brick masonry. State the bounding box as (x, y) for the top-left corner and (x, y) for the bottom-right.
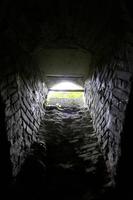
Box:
(85, 55), (133, 181)
(0, 73), (48, 176)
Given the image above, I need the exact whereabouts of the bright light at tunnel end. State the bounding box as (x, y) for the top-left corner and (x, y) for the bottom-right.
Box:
(46, 81), (85, 107)
(50, 81), (83, 90)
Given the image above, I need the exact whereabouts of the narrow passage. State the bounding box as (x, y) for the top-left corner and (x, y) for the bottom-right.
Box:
(38, 106), (109, 200)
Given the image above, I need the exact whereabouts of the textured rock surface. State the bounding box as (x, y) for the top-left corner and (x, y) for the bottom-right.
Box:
(0, 73), (48, 176)
(85, 62), (132, 181)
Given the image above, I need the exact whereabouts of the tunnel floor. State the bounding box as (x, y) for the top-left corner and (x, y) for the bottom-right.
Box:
(12, 106), (112, 200)
(39, 106), (110, 200)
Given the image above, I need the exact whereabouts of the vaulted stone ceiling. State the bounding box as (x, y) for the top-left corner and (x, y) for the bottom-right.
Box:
(35, 48), (91, 78)
(0, 0), (130, 78)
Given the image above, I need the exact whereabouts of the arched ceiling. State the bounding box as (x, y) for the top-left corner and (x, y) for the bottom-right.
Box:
(0, 0), (130, 79)
(34, 48), (91, 79)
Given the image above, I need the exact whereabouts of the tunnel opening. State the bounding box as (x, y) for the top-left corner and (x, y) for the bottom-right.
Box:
(46, 80), (85, 108)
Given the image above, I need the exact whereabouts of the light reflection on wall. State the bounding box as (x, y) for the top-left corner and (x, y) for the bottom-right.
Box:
(50, 81), (83, 90)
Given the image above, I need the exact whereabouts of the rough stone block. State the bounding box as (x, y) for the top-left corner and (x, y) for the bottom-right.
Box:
(21, 109), (29, 124)
(21, 100), (26, 112)
(26, 126), (32, 135)
(22, 121), (27, 129)
(26, 110), (34, 122)
(116, 70), (132, 81)
(8, 88), (17, 99)
(23, 97), (31, 110)
(15, 110), (20, 121)
(111, 95), (119, 106)
(118, 101), (126, 112)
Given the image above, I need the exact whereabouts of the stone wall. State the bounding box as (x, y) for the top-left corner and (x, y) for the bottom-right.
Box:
(85, 57), (133, 181)
(0, 73), (48, 176)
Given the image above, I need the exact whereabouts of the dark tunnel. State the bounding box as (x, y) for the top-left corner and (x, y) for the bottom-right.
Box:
(0, 0), (133, 199)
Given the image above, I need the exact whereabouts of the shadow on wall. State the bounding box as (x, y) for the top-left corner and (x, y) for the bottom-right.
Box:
(0, 95), (12, 192)
(12, 142), (47, 199)
(116, 81), (133, 199)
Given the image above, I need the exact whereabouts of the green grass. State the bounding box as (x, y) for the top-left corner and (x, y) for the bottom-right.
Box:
(47, 91), (84, 100)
